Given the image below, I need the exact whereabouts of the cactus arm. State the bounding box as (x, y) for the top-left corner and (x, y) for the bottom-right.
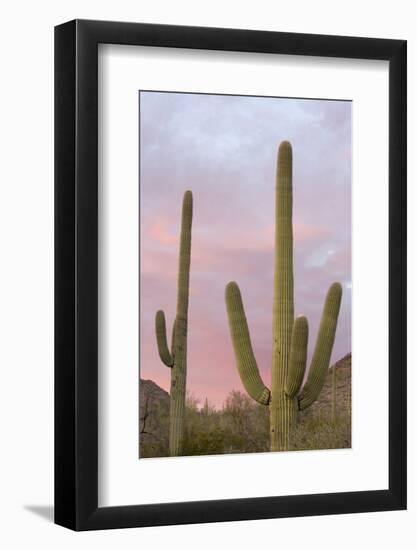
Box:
(171, 318), (177, 361)
(155, 310), (173, 367)
(225, 282), (270, 405)
(285, 315), (308, 398)
(298, 282), (342, 411)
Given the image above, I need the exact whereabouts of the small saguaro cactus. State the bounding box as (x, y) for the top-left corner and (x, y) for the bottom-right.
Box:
(155, 190), (193, 457)
(225, 141), (342, 452)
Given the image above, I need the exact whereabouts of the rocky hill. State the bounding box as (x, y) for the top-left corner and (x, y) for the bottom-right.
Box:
(305, 352), (351, 419)
(139, 379), (170, 457)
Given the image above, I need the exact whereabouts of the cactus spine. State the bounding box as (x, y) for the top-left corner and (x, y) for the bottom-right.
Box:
(225, 142), (342, 451)
(155, 191), (193, 456)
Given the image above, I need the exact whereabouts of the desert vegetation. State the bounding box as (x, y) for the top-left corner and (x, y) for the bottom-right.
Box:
(139, 353), (351, 458)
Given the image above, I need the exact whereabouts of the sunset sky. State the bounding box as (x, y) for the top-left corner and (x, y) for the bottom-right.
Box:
(139, 91), (351, 408)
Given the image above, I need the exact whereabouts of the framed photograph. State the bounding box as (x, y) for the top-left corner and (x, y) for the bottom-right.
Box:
(55, 19), (406, 530)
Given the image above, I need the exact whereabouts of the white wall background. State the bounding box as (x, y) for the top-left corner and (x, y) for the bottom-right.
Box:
(0, 1), (414, 548)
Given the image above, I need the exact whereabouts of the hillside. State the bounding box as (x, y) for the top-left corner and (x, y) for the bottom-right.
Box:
(306, 352), (351, 418)
(292, 353), (352, 450)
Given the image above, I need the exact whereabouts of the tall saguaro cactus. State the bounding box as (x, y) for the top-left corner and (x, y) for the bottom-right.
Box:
(225, 142), (342, 451)
(155, 191), (193, 456)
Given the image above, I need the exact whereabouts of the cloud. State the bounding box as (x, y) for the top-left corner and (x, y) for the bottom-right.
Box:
(148, 219), (178, 246)
(293, 222), (330, 242)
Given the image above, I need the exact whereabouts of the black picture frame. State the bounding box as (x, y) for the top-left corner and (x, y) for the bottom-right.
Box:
(55, 19), (407, 531)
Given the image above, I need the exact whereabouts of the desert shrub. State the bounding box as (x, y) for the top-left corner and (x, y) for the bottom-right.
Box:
(181, 390), (269, 456)
(220, 390), (269, 453)
(290, 412), (351, 451)
(182, 395), (225, 455)
(182, 421), (229, 456)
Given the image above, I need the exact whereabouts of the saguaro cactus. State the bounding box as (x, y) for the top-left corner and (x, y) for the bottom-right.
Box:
(225, 142), (342, 451)
(155, 191), (193, 456)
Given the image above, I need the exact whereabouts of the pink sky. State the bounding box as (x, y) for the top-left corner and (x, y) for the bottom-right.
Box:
(139, 92), (351, 408)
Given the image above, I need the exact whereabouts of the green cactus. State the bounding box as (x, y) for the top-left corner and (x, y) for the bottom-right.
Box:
(225, 141), (342, 451)
(155, 190), (193, 456)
